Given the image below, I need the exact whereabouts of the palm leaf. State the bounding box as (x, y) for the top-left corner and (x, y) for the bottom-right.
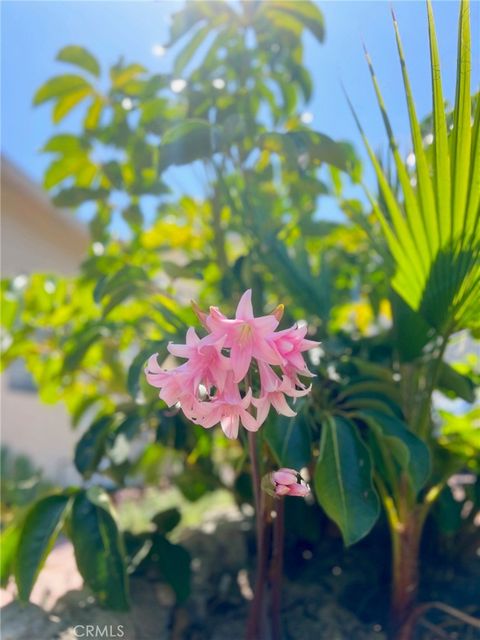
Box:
(350, 0), (480, 336)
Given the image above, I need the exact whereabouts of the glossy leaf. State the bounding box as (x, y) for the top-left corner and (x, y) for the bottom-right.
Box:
(71, 488), (129, 610)
(151, 534), (191, 603)
(33, 74), (91, 105)
(314, 415), (379, 546)
(15, 494), (71, 601)
(360, 410), (431, 492)
(74, 415), (114, 477)
(264, 409), (312, 470)
(57, 45), (100, 77)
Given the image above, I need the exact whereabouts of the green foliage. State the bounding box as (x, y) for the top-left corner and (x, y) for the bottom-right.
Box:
(348, 0), (479, 337)
(1, 0), (478, 612)
(15, 494), (71, 601)
(70, 488), (129, 610)
(314, 415), (379, 546)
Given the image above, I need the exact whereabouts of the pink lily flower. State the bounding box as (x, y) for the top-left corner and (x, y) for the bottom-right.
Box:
(253, 361), (311, 426)
(272, 468), (310, 497)
(193, 373), (258, 439)
(269, 324), (319, 379)
(167, 327), (230, 392)
(206, 289), (283, 382)
(145, 354), (197, 409)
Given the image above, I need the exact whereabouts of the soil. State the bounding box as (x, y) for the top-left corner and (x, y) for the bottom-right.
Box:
(1, 507), (479, 640)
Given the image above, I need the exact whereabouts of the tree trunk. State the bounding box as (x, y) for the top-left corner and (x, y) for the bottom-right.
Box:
(390, 514), (423, 640)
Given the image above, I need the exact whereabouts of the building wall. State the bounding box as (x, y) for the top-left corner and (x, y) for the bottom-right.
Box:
(1, 157), (89, 484)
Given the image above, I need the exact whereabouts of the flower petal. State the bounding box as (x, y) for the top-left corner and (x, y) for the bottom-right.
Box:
(270, 392), (296, 417)
(221, 413), (240, 439)
(235, 289), (254, 320)
(240, 408), (259, 432)
(230, 343), (253, 383)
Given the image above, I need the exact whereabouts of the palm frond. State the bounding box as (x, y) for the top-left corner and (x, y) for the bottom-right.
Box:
(350, 0), (480, 336)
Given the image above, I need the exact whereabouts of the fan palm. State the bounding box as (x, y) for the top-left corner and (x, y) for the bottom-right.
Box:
(346, 0), (479, 635)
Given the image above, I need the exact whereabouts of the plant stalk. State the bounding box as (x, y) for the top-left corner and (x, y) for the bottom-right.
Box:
(270, 499), (285, 640)
(245, 431), (268, 640)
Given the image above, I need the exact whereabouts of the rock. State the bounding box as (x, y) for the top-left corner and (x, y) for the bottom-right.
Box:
(1, 600), (62, 640)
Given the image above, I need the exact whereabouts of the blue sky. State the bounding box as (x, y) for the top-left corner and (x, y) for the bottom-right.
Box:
(1, 0), (479, 222)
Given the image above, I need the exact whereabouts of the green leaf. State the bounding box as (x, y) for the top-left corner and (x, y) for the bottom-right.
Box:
(162, 119), (211, 145)
(71, 489), (129, 610)
(260, 130), (359, 175)
(74, 415), (114, 477)
(159, 120), (216, 170)
(450, 1), (471, 238)
(53, 186), (108, 207)
(53, 87), (93, 123)
(264, 409), (312, 470)
(263, 1), (325, 44)
(361, 410), (431, 492)
(127, 341), (168, 398)
(151, 534), (191, 603)
(314, 415), (379, 546)
(44, 156), (86, 189)
(15, 494), (71, 601)
(174, 23), (211, 75)
(57, 46), (100, 77)
(61, 324), (103, 374)
(152, 508), (181, 534)
(85, 97), (104, 129)
(438, 362), (475, 403)
(42, 134), (86, 154)
(33, 74), (91, 105)
(111, 63), (146, 89)
(1, 522), (21, 587)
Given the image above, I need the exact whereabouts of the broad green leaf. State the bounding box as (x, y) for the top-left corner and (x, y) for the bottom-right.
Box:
(314, 416), (379, 546)
(44, 156), (87, 189)
(1, 522), (21, 587)
(85, 97), (104, 129)
(74, 415), (114, 477)
(159, 120), (216, 170)
(15, 494), (71, 601)
(151, 534), (191, 603)
(53, 87), (93, 123)
(33, 74), (91, 105)
(361, 409), (431, 492)
(152, 508), (181, 535)
(262, 1), (325, 44)
(110, 63), (146, 89)
(71, 489), (129, 610)
(162, 119), (211, 145)
(264, 409), (312, 470)
(260, 130), (359, 175)
(438, 362), (475, 403)
(53, 186), (108, 207)
(57, 45), (100, 77)
(42, 134), (85, 154)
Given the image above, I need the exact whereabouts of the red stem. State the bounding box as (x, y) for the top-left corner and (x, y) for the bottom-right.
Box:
(270, 499), (285, 640)
(245, 431), (268, 640)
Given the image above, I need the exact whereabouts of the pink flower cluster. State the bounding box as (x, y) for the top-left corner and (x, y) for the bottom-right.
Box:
(272, 468), (310, 497)
(145, 290), (318, 440)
